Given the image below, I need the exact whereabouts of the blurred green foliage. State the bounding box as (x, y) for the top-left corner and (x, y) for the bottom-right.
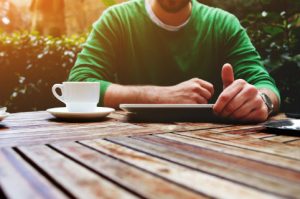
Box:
(242, 4), (300, 112)
(203, 0), (300, 70)
(0, 32), (86, 112)
(0, 0), (299, 112)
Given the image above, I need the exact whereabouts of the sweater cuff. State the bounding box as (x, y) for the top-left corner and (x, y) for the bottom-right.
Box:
(99, 80), (112, 106)
(85, 79), (112, 106)
(254, 83), (281, 104)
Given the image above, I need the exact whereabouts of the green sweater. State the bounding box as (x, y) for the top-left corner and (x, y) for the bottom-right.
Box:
(69, 0), (280, 105)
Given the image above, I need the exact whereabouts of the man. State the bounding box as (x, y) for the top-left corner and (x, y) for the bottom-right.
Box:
(69, 0), (280, 122)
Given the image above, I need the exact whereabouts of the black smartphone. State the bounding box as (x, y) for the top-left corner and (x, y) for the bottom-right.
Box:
(285, 113), (300, 119)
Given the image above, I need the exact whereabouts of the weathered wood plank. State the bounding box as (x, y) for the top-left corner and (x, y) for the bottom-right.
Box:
(263, 136), (300, 143)
(157, 133), (300, 172)
(108, 136), (300, 198)
(110, 111), (232, 132)
(0, 112), (59, 128)
(81, 139), (279, 199)
(1, 112), (124, 131)
(0, 121), (142, 139)
(18, 145), (139, 199)
(0, 122), (126, 136)
(174, 122), (232, 131)
(3, 111), (50, 120)
(287, 140), (300, 146)
(177, 130), (300, 160)
(136, 122), (230, 133)
(247, 133), (275, 139)
(52, 142), (206, 199)
(210, 125), (265, 134)
(269, 114), (288, 120)
(0, 122), (163, 148)
(181, 125), (272, 139)
(3, 111), (118, 123)
(0, 148), (67, 199)
(108, 111), (131, 119)
(154, 134), (300, 183)
(109, 113), (222, 133)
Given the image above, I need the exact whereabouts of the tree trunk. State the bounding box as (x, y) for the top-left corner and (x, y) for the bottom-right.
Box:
(30, 0), (66, 36)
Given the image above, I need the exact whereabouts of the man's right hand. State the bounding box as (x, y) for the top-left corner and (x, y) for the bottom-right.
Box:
(104, 78), (214, 108)
(163, 78), (214, 104)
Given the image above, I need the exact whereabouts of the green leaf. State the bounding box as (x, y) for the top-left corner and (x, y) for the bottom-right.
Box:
(101, 0), (117, 7)
(292, 54), (300, 67)
(263, 26), (284, 36)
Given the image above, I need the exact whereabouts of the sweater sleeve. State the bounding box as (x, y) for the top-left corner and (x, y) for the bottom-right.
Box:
(222, 14), (281, 102)
(68, 9), (118, 106)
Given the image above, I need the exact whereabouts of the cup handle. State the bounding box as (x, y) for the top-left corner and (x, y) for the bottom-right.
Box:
(52, 84), (64, 103)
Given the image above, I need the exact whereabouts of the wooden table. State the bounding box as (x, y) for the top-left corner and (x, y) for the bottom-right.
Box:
(0, 111), (299, 199)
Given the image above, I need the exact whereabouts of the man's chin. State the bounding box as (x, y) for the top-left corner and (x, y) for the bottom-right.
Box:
(157, 0), (191, 13)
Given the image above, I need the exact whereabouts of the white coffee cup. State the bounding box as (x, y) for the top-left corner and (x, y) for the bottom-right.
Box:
(52, 82), (100, 112)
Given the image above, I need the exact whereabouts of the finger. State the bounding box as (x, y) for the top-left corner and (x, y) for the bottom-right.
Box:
(222, 63), (234, 89)
(191, 93), (208, 104)
(221, 84), (258, 117)
(241, 105), (268, 123)
(189, 81), (212, 101)
(198, 86), (213, 100)
(213, 79), (245, 114)
(194, 79), (215, 96)
(192, 85), (213, 100)
(230, 95), (263, 119)
(196, 96), (208, 104)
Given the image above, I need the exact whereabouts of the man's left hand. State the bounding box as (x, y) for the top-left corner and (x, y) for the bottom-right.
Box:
(213, 64), (268, 122)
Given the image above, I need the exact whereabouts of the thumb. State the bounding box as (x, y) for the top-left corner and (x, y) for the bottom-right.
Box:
(222, 63), (234, 89)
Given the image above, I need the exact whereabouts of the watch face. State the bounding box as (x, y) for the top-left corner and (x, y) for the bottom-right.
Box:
(260, 93), (274, 114)
(266, 94), (273, 106)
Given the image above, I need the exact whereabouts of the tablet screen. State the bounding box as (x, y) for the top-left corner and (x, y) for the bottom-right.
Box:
(264, 119), (300, 131)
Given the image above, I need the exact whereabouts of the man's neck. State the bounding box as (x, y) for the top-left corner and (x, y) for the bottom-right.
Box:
(150, 0), (192, 26)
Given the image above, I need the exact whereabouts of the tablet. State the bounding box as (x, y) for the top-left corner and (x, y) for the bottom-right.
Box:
(119, 104), (215, 122)
(120, 104), (214, 113)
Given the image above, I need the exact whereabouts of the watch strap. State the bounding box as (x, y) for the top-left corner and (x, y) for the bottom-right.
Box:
(259, 92), (274, 116)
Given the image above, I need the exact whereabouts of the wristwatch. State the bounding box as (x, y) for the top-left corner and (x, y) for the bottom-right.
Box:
(259, 92), (274, 116)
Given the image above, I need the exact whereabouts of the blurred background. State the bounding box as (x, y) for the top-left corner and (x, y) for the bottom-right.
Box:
(0, 0), (123, 35)
(0, 0), (299, 113)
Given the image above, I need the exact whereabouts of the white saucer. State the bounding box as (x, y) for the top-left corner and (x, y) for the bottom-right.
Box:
(46, 107), (115, 120)
(0, 113), (10, 122)
(0, 107), (7, 115)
